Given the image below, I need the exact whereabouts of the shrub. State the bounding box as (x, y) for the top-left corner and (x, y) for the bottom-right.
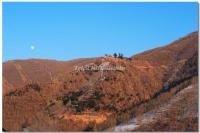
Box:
(26, 83), (41, 92)
(118, 53), (124, 59)
(113, 53), (117, 58)
(62, 96), (69, 105)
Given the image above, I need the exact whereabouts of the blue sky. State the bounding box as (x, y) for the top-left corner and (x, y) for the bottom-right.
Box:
(3, 2), (198, 62)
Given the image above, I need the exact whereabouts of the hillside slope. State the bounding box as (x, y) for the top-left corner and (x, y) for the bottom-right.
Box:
(3, 58), (96, 94)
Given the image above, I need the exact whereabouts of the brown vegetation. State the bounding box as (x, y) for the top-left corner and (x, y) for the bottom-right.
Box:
(133, 77), (198, 131)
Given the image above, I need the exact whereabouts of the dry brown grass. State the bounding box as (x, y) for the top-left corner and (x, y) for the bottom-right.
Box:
(133, 77), (198, 132)
(62, 112), (111, 124)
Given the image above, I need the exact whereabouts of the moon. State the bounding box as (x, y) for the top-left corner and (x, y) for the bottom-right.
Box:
(30, 45), (35, 50)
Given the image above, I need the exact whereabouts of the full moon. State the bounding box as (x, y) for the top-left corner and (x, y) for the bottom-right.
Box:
(30, 45), (35, 50)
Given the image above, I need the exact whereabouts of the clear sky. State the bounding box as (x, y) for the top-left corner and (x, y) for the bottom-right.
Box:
(3, 2), (198, 62)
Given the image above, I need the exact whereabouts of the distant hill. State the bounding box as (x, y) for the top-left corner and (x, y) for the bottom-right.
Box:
(3, 58), (96, 94)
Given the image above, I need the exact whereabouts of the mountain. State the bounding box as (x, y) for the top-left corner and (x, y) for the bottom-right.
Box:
(132, 32), (198, 65)
(3, 32), (198, 131)
(3, 58), (96, 94)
